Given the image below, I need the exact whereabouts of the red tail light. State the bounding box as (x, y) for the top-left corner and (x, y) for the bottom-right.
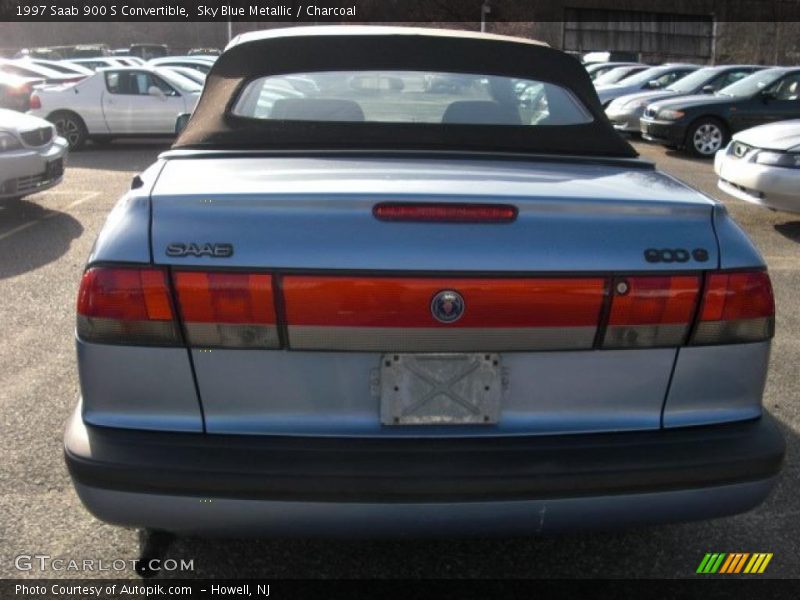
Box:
(691, 271), (775, 345)
(373, 203), (517, 223)
(76, 267), (181, 346)
(29, 94), (41, 110)
(603, 276), (701, 348)
(173, 271), (279, 348)
(282, 276), (605, 351)
(76, 264), (775, 351)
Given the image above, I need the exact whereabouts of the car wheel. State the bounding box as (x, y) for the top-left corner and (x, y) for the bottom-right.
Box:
(686, 118), (727, 158)
(51, 112), (88, 150)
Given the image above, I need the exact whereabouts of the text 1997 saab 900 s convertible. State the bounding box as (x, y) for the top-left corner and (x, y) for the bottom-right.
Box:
(64, 27), (784, 538)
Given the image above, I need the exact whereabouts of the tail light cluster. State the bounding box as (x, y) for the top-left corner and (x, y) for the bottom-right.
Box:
(76, 266), (774, 351)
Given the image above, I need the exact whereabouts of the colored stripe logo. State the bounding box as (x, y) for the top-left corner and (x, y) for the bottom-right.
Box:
(697, 553), (773, 574)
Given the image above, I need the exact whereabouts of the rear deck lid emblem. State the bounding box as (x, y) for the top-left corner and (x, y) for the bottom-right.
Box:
(431, 290), (465, 324)
(165, 243), (234, 258)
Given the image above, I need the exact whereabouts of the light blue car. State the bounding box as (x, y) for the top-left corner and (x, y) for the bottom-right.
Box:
(65, 26), (783, 540)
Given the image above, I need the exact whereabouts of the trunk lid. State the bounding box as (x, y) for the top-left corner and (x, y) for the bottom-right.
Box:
(151, 156), (717, 272)
(149, 156), (720, 437)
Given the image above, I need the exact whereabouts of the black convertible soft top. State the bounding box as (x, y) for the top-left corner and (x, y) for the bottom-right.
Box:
(174, 26), (637, 158)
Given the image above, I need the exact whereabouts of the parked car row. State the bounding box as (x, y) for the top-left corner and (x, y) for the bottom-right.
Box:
(587, 58), (800, 160)
(581, 55), (800, 211)
(0, 53), (214, 149)
(640, 67), (800, 157)
(15, 43), (217, 61)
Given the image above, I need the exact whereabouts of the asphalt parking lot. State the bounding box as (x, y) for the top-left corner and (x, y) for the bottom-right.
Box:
(1, 139), (798, 580)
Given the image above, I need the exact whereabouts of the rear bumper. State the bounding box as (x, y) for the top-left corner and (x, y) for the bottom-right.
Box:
(64, 407), (784, 536)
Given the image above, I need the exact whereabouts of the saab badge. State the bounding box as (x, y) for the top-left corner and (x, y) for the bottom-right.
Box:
(431, 290), (465, 324)
(165, 243), (234, 258)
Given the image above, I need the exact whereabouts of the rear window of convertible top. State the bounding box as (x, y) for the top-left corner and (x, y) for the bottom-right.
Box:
(231, 70), (594, 127)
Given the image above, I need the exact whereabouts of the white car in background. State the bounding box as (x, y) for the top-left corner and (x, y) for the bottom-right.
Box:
(148, 56), (215, 74)
(68, 57), (131, 71)
(0, 108), (68, 201)
(160, 66), (206, 86)
(715, 119), (800, 213)
(29, 66), (202, 149)
(20, 58), (94, 78)
(0, 58), (86, 85)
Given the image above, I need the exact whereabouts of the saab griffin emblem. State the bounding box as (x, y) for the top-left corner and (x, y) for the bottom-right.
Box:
(166, 243), (234, 258)
(431, 290), (465, 324)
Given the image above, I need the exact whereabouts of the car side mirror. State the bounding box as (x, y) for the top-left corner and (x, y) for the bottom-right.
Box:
(148, 85), (166, 99)
(646, 80), (660, 89)
(175, 113), (191, 135)
(701, 85), (715, 94)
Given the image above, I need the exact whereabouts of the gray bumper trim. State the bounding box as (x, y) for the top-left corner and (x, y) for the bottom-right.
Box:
(73, 478), (778, 537)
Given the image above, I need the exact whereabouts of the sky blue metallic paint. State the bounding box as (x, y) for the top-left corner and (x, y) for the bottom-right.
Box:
(150, 157), (720, 273)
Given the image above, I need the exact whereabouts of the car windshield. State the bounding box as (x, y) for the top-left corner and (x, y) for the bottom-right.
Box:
(232, 70), (593, 126)
(665, 68), (717, 93)
(610, 66), (676, 88)
(156, 68), (202, 93)
(717, 69), (786, 98)
(593, 66), (641, 85)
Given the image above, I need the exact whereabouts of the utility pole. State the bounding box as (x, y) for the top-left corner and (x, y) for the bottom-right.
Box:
(480, 1), (491, 33)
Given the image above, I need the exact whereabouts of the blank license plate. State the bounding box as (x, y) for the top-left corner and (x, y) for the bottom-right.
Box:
(380, 353), (502, 426)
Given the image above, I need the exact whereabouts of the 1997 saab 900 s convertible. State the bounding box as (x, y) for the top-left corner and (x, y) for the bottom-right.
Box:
(64, 27), (784, 538)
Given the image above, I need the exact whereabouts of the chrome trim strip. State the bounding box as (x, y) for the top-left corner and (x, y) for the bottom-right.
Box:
(287, 325), (597, 352)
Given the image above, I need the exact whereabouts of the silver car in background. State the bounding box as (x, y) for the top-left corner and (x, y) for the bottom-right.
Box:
(0, 108), (67, 201)
(585, 61), (642, 81)
(715, 119), (800, 213)
(596, 63), (699, 107)
(591, 64), (648, 86)
(64, 26), (783, 539)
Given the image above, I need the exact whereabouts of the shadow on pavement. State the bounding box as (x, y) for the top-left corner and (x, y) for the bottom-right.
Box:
(774, 221), (800, 244)
(0, 198), (83, 279)
(67, 140), (172, 172)
(663, 148), (715, 165)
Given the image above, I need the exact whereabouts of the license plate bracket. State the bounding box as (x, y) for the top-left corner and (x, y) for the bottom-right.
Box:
(380, 353), (501, 426)
(45, 158), (63, 181)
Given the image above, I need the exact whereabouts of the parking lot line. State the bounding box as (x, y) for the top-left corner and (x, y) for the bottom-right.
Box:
(0, 191), (98, 242)
(0, 220), (40, 241)
(763, 256), (800, 270)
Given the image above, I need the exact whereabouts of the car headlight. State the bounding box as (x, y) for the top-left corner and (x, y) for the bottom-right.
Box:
(657, 109), (685, 120)
(0, 131), (23, 152)
(755, 151), (800, 169)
